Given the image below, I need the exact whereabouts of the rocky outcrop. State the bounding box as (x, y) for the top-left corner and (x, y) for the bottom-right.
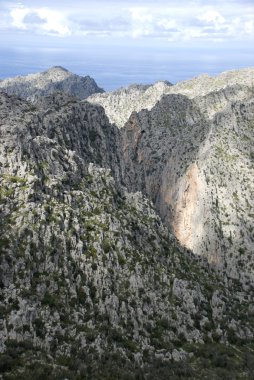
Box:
(88, 66), (254, 282)
(88, 81), (173, 128)
(0, 66), (104, 102)
(122, 85), (254, 285)
(1, 91), (254, 379)
(0, 91), (122, 182)
(88, 68), (254, 128)
(171, 68), (254, 98)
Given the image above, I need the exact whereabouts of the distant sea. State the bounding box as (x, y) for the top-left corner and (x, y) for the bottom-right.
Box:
(0, 44), (253, 91)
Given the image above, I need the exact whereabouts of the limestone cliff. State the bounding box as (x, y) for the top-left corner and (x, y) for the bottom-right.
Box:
(88, 67), (254, 283)
(122, 85), (254, 284)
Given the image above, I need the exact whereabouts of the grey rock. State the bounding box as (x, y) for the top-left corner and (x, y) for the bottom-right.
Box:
(0, 66), (104, 102)
(0, 69), (254, 378)
(88, 67), (254, 128)
(121, 79), (254, 284)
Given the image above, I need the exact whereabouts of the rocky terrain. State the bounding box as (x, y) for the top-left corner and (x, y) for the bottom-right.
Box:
(88, 81), (173, 128)
(0, 66), (104, 102)
(88, 68), (254, 128)
(122, 86), (254, 283)
(0, 68), (254, 379)
(89, 69), (254, 284)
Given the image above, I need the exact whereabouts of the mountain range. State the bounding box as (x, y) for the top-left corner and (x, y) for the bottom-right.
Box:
(0, 66), (254, 379)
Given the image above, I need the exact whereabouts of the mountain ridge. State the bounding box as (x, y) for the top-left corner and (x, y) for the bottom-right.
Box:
(0, 66), (104, 102)
(88, 67), (254, 127)
(1, 67), (254, 379)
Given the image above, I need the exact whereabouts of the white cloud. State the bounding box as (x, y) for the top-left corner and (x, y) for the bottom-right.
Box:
(157, 19), (177, 30)
(183, 27), (206, 40)
(127, 5), (254, 41)
(10, 6), (71, 36)
(129, 7), (154, 38)
(245, 20), (254, 34)
(36, 8), (71, 36)
(129, 7), (153, 23)
(198, 10), (225, 25)
(197, 9), (226, 34)
(1, 1), (254, 41)
(10, 8), (29, 29)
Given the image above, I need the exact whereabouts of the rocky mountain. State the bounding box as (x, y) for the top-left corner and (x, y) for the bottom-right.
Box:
(88, 68), (254, 128)
(0, 69), (254, 379)
(88, 81), (173, 128)
(89, 69), (254, 282)
(122, 85), (254, 284)
(0, 66), (104, 102)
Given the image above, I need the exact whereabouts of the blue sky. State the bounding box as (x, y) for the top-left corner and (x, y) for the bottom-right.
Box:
(0, 0), (254, 89)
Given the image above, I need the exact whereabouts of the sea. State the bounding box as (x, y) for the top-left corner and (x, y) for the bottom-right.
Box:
(0, 42), (253, 91)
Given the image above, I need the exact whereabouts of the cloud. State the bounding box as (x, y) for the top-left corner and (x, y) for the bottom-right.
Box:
(245, 20), (254, 34)
(71, 16), (131, 37)
(1, 1), (254, 42)
(198, 10), (225, 26)
(128, 7), (154, 38)
(129, 7), (153, 23)
(126, 4), (254, 41)
(157, 19), (177, 31)
(10, 6), (71, 36)
(23, 12), (47, 25)
(10, 7), (28, 29)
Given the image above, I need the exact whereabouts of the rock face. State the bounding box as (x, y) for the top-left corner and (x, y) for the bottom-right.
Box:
(122, 85), (254, 284)
(89, 68), (254, 283)
(88, 81), (173, 128)
(0, 70), (254, 379)
(0, 66), (104, 102)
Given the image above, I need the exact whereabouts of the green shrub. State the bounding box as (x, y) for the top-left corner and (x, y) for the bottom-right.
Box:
(102, 238), (111, 253)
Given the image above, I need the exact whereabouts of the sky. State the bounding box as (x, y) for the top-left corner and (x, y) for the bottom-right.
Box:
(0, 0), (254, 90)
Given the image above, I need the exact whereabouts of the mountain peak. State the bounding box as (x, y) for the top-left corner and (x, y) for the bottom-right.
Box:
(0, 66), (104, 100)
(50, 65), (68, 71)
(45, 65), (70, 74)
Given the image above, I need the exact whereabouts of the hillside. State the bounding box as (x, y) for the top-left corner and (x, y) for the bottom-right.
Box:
(0, 69), (254, 379)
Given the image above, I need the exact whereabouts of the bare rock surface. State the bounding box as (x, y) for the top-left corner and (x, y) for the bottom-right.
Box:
(88, 68), (254, 128)
(122, 85), (254, 284)
(88, 81), (173, 128)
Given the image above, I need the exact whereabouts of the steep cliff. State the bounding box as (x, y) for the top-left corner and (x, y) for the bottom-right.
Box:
(122, 85), (254, 284)
(88, 68), (254, 282)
